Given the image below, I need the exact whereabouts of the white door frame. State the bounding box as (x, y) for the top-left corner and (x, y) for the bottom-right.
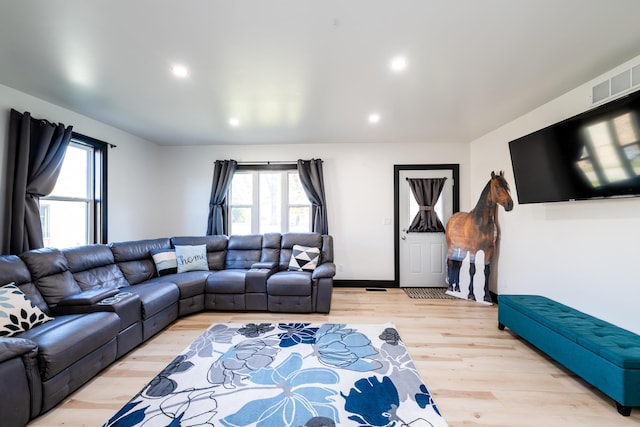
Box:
(394, 164), (460, 287)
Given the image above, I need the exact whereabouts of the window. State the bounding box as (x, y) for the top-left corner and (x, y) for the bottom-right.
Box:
(40, 134), (108, 248)
(228, 167), (311, 235)
(408, 189), (444, 226)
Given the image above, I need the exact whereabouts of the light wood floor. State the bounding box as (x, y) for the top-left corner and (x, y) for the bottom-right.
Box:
(28, 288), (638, 426)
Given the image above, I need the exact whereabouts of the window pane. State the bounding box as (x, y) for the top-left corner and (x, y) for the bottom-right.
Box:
(39, 137), (108, 245)
(289, 206), (310, 232)
(288, 172), (308, 204)
(259, 173), (281, 233)
(231, 173), (253, 205)
(230, 207), (251, 235)
(49, 145), (89, 198)
(409, 187), (444, 224)
(227, 169), (312, 234)
(39, 200), (88, 248)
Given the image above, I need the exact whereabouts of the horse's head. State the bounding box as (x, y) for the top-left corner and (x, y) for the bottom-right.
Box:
(490, 171), (514, 211)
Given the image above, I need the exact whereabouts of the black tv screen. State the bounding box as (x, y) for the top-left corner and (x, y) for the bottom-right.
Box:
(509, 89), (640, 204)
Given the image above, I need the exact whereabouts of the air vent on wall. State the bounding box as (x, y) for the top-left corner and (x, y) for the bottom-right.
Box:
(592, 64), (640, 104)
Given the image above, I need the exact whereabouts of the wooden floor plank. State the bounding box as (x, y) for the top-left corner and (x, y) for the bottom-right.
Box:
(27, 288), (639, 426)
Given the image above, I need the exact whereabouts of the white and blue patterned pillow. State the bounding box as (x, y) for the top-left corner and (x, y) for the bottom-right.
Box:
(288, 244), (321, 272)
(175, 245), (209, 273)
(151, 248), (178, 276)
(0, 283), (53, 337)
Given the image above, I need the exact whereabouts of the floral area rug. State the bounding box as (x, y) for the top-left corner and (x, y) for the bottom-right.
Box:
(104, 322), (449, 427)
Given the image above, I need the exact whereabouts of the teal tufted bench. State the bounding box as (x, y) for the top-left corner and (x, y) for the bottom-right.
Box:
(498, 294), (640, 416)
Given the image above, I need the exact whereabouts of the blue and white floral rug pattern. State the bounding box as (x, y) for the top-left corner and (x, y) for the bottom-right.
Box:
(104, 322), (448, 427)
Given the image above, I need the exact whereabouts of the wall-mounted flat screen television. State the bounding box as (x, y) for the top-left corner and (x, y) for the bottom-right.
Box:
(509, 89), (640, 204)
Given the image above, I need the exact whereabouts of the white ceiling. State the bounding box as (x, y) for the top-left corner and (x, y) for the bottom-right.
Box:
(2, 1), (640, 146)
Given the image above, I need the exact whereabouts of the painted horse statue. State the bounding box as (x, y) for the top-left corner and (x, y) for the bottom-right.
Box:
(445, 171), (513, 302)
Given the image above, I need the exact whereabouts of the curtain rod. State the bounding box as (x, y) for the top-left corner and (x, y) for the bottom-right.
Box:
(237, 160), (297, 165)
(406, 177), (447, 180)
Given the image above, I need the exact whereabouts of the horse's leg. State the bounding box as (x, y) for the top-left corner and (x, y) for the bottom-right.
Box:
(449, 247), (466, 292)
(467, 255), (476, 301)
(447, 259), (462, 291)
(483, 264), (492, 303)
(454, 260), (462, 292)
(483, 246), (494, 303)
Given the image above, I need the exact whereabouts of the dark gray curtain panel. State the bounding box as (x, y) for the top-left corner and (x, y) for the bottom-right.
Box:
(407, 177), (447, 232)
(297, 159), (328, 234)
(206, 159), (237, 235)
(3, 109), (73, 254)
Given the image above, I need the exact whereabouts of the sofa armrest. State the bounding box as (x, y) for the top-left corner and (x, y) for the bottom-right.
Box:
(0, 336), (42, 420)
(56, 288), (120, 307)
(0, 337), (37, 363)
(312, 262), (336, 280)
(52, 288), (122, 316)
(251, 261), (277, 270)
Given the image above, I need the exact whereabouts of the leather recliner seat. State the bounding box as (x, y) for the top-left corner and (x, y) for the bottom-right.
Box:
(0, 232), (335, 427)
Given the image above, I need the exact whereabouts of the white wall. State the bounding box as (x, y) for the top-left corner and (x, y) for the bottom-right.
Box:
(3, 51), (638, 333)
(0, 82), (470, 282)
(154, 142), (470, 281)
(0, 84), (162, 245)
(471, 56), (640, 334)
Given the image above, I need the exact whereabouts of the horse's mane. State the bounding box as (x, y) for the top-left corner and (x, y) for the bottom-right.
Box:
(470, 180), (493, 215)
(471, 175), (510, 214)
(470, 178), (501, 225)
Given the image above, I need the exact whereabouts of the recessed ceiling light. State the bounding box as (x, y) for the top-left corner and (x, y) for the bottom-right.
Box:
(368, 113), (381, 124)
(229, 117), (240, 127)
(171, 64), (189, 78)
(390, 56), (407, 72)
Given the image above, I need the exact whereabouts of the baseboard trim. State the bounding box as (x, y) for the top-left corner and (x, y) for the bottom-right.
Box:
(333, 282), (498, 302)
(490, 290), (498, 304)
(334, 280), (397, 288)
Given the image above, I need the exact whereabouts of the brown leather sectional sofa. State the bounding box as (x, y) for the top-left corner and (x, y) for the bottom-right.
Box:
(0, 232), (335, 427)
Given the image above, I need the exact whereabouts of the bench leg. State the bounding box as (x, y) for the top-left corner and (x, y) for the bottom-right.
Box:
(616, 402), (631, 416)
(498, 322), (505, 330)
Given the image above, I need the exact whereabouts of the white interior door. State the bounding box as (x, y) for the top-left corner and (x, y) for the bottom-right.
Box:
(399, 169), (454, 287)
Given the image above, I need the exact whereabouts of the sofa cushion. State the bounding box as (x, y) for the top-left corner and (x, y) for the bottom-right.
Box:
(18, 312), (119, 380)
(21, 248), (82, 307)
(0, 255), (35, 287)
(278, 232), (322, 270)
(124, 282), (180, 319)
(71, 264), (130, 291)
(0, 255), (50, 315)
(171, 235), (228, 270)
(226, 234), (263, 269)
(63, 244), (115, 273)
(175, 245), (209, 273)
(110, 238), (171, 285)
(151, 249), (178, 276)
(63, 245), (130, 290)
(267, 271), (312, 296)
(206, 270), (247, 294)
(145, 271), (209, 299)
(0, 283), (53, 337)
(261, 232), (282, 264)
(288, 244), (320, 272)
